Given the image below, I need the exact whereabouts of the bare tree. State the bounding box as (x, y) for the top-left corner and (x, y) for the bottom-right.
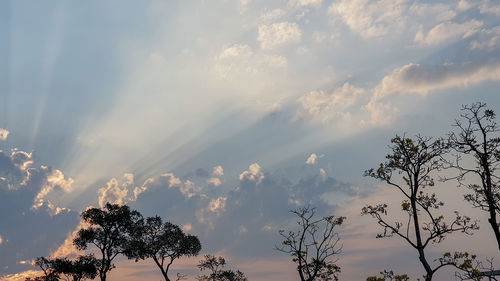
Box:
(447, 102), (500, 250)
(363, 135), (479, 281)
(275, 206), (344, 281)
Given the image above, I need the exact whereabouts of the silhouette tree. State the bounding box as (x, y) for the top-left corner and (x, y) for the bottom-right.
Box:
(125, 215), (201, 281)
(73, 203), (142, 281)
(26, 255), (98, 281)
(196, 255), (247, 281)
(27, 257), (59, 281)
(447, 102), (500, 250)
(275, 206), (344, 281)
(363, 135), (479, 281)
(53, 255), (99, 281)
(366, 270), (409, 281)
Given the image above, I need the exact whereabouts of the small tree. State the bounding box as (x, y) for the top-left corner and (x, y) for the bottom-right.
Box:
(366, 270), (409, 281)
(196, 255), (247, 281)
(363, 135), (479, 281)
(447, 102), (500, 251)
(275, 206), (344, 281)
(27, 255), (98, 281)
(125, 216), (201, 281)
(30, 257), (59, 281)
(73, 203), (142, 281)
(55, 255), (99, 281)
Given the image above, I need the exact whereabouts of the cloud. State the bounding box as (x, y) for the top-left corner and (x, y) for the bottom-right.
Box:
(212, 165), (224, 177)
(409, 3), (456, 22)
(329, 0), (408, 38)
(414, 20), (483, 46)
(312, 31), (337, 44)
(239, 163), (264, 184)
(32, 166), (74, 211)
(260, 8), (286, 22)
(213, 44), (288, 80)
(366, 57), (500, 125)
(288, 0), (323, 8)
(306, 153), (318, 165)
(208, 197), (227, 216)
(206, 177), (222, 187)
(480, 0), (500, 16)
(295, 82), (365, 123)
(457, 0), (474, 11)
(98, 176), (131, 208)
(0, 129), (9, 141)
(257, 22), (302, 49)
(470, 26), (500, 51)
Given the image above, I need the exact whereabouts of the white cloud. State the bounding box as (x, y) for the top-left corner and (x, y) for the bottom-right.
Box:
(208, 196), (227, 216)
(213, 44), (288, 80)
(296, 82), (365, 123)
(50, 220), (87, 259)
(212, 165), (224, 176)
(306, 153), (318, 165)
(312, 31), (337, 44)
(480, 0), (500, 16)
(257, 22), (302, 49)
(414, 20), (483, 46)
(207, 177), (222, 187)
(218, 44), (253, 60)
(260, 8), (286, 22)
(320, 168), (327, 180)
(329, 0), (408, 38)
(10, 149), (33, 171)
(366, 60), (500, 125)
(457, 0), (474, 11)
(97, 177), (130, 208)
(32, 166), (74, 211)
(409, 3), (456, 22)
(0, 128), (9, 141)
(239, 163), (264, 183)
(470, 26), (500, 51)
(288, 0), (323, 8)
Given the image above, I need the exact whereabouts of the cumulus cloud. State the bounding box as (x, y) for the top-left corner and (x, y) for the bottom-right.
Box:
(0, 146), (78, 276)
(257, 22), (302, 49)
(32, 167), (74, 211)
(295, 82), (365, 123)
(239, 163), (265, 184)
(212, 165), (224, 177)
(329, 0), (408, 38)
(306, 153), (318, 165)
(206, 177), (222, 187)
(0, 128), (9, 141)
(414, 20), (483, 46)
(98, 176), (131, 208)
(208, 197), (227, 216)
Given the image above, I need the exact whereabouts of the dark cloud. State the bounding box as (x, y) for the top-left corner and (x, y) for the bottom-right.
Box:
(0, 148), (78, 276)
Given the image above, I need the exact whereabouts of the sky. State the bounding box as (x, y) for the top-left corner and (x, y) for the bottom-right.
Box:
(1, 0), (500, 280)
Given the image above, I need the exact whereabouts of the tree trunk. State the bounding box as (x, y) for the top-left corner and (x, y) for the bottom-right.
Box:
(411, 181), (434, 281)
(484, 160), (500, 251)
